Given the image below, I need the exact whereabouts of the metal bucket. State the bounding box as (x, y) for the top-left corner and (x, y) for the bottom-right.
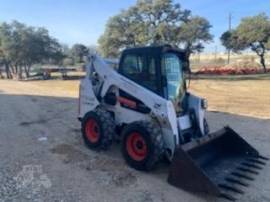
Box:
(168, 127), (268, 201)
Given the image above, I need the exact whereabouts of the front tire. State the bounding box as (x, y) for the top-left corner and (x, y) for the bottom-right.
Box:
(81, 107), (115, 150)
(121, 121), (164, 171)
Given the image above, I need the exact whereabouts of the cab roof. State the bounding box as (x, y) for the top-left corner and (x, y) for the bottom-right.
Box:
(122, 45), (187, 58)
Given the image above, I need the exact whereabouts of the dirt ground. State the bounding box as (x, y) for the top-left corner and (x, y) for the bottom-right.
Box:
(0, 79), (270, 202)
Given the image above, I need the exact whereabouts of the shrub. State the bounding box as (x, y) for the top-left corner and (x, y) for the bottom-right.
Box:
(196, 66), (268, 75)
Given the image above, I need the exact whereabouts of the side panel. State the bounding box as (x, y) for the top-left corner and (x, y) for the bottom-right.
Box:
(178, 115), (192, 130)
(78, 78), (99, 118)
(105, 94), (150, 125)
(187, 94), (206, 136)
(87, 55), (179, 156)
(165, 101), (179, 150)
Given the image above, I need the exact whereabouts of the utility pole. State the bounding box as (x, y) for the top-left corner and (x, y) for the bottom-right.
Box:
(227, 13), (232, 64)
(214, 46), (218, 63)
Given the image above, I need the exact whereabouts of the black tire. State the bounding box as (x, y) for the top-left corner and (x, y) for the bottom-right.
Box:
(121, 121), (164, 171)
(81, 107), (115, 150)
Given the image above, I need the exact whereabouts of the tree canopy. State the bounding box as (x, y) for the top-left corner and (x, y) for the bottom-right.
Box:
(70, 44), (89, 63)
(98, 0), (212, 58)
(0, 21), (64, 79)
(221, 13), (270, 72)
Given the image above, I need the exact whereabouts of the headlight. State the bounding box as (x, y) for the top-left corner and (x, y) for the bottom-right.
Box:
(201, 99), (208, 109)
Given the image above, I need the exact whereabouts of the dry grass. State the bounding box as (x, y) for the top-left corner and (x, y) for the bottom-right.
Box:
(1, 77), (269, 119)
(30, 80), (80, 96)
(0, 80), (80, 98)
(189, 79), (270, 119)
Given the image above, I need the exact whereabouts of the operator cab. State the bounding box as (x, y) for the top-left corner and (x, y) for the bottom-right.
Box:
(118, 45), (189, 113)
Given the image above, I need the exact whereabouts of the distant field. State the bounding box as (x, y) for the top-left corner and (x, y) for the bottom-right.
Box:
(0, 80), (80, 98)
(190, 52), (270, 71)
(189, 79), (270, 119)
(0, 76), (269, 119)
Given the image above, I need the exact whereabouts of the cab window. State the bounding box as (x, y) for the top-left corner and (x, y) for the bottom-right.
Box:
(119, 54), (158, 94)
(121, 54), (143, 75)
(162, 53), (184, 100)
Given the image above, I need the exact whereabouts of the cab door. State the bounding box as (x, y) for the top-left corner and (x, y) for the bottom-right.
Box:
(118, 53), (160, 95)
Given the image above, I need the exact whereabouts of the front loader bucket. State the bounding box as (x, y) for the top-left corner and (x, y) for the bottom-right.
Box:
(168, 126), (268, 201)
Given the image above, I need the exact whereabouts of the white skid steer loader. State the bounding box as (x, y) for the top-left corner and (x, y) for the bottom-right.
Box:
(78, 45), (267, 201)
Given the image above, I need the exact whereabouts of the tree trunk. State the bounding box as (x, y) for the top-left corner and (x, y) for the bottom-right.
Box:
(9, 65), (15, 78)
(14, 65), (22, 80)
(255, 43), (267, 73)
(0, 69), (3, 79)
(259, 54), (267, 73)
(227, 49), (231, 64)
(18, 66), (23, 80)
(27, 65), (31, 77)
(24, 65), (31, 78)
(4, 62), (12, 79)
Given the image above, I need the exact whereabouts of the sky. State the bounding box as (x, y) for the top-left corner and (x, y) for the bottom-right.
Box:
(0, 0), (270, 53)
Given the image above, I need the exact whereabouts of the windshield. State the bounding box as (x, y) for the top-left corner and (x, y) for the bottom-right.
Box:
(162, 53), (185, 102)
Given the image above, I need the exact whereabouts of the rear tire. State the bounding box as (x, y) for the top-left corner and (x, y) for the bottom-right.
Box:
(121, 121), (164, 171)
(81, 107), (115, 150)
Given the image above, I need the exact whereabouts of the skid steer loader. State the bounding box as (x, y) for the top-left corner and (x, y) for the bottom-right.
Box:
(78, 45), (267, 201)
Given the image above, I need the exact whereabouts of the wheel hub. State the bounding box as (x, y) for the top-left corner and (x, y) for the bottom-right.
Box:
(85, 119), (100, 143)
(126, 132), (147, 161)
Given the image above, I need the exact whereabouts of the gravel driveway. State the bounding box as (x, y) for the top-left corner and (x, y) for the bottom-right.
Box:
(0, 81), (270, 202)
